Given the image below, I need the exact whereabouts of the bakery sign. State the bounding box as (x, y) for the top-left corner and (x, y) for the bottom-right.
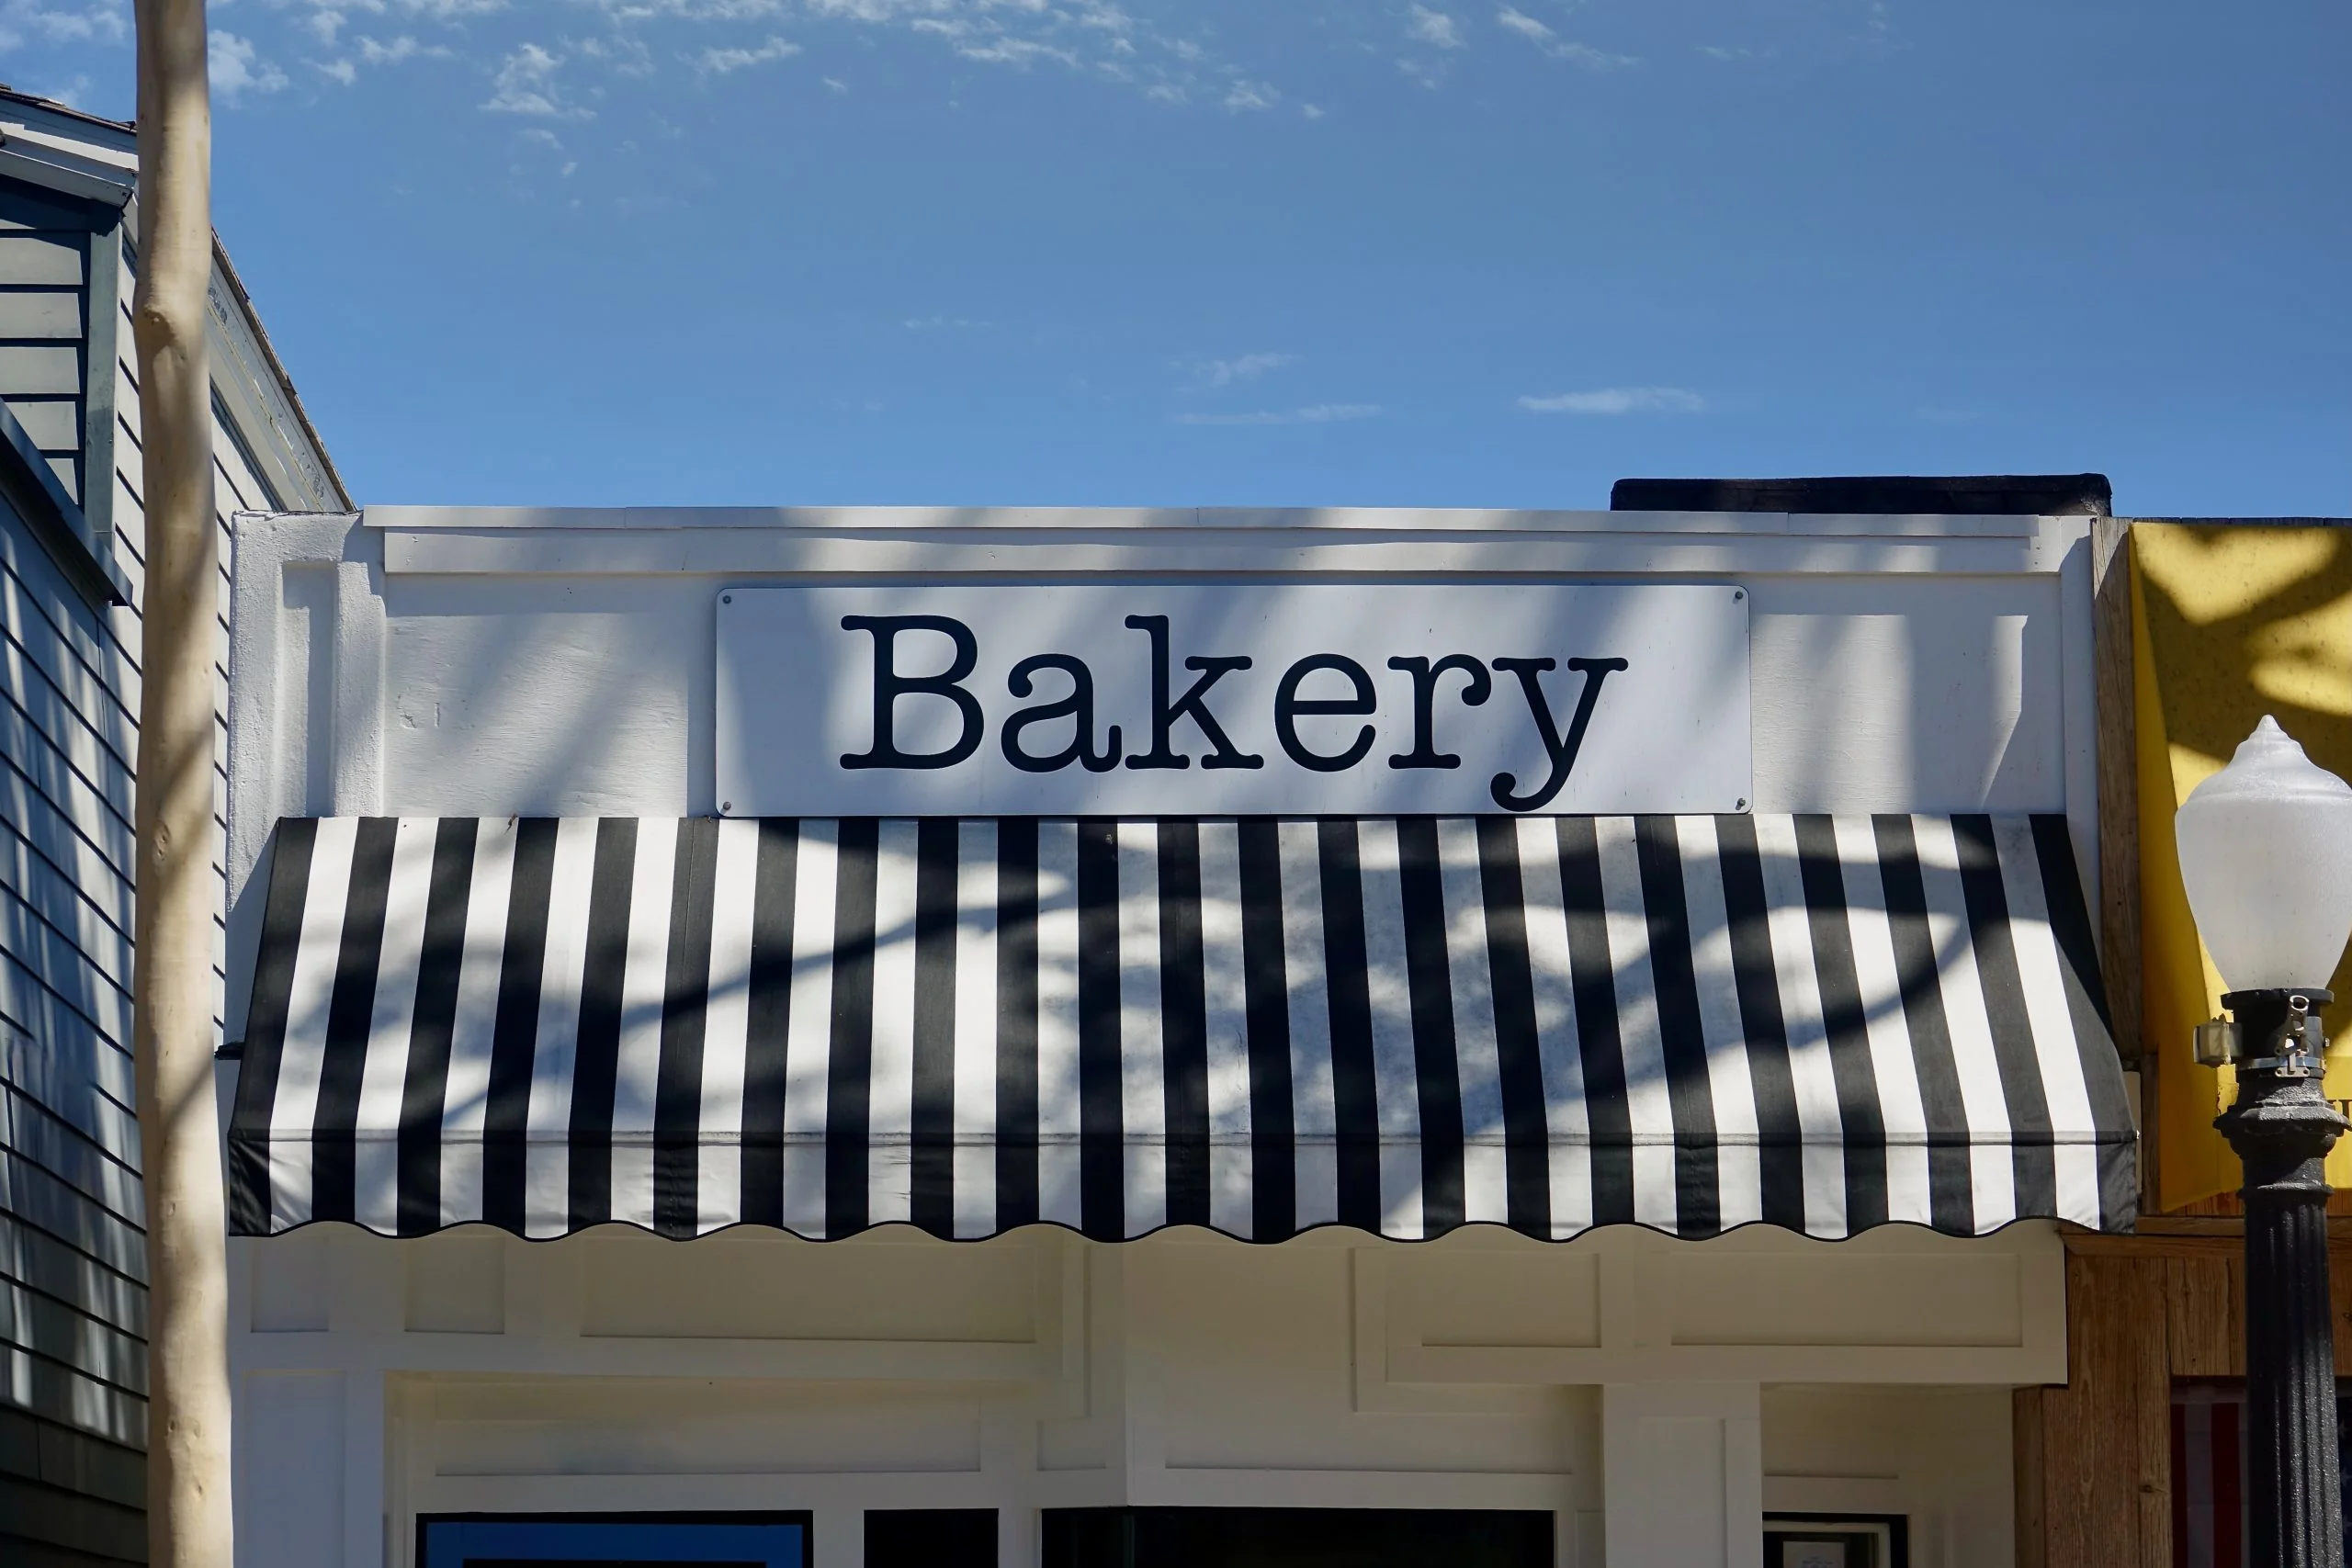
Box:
(714, 583), (1749, 817)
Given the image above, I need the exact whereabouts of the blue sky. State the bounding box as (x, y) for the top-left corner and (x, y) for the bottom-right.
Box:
(5, 0), (2346, 514)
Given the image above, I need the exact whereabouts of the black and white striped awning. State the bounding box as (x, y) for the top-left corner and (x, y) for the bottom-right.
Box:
(228, 815), (2136, 1244)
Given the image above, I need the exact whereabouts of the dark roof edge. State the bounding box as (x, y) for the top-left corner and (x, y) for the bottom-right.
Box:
(208, 232), (353, 511)
(0, 85), (134, 139)
(1611, 474), (2112, 517)
(0, 400), (131, 607)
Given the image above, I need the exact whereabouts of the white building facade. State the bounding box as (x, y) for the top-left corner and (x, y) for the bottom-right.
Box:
(216, 504), (2136, 1568)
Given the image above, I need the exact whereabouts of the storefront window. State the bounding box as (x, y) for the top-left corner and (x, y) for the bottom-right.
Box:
(867, 1509), (996, 1568)
(2170, 1383), (2352, 1567)
(1042, 1508), (1555, 1567)
(1763, 1516), (1904, 1568)
(416, 1513), (808, 1568)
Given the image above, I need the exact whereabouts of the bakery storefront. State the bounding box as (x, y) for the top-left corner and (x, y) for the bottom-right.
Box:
(217, 499), (2135, 1568)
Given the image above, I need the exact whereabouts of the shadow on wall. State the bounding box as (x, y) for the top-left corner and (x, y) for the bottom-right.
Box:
(2133, 521), (2352, 1211)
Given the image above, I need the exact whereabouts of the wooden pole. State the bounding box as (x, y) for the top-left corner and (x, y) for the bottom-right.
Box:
(129, 0), (232, 1562)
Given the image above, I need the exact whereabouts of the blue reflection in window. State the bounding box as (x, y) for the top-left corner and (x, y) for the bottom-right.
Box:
(420, 1516), (806, 1568)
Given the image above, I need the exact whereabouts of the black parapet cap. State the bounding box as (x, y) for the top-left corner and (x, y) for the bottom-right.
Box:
(1611, 474), (2112, 516)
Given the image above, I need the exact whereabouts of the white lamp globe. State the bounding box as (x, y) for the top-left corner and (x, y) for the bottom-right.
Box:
(2175, 716), (2352, 994)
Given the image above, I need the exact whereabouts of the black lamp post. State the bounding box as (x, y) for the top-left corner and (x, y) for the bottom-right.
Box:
(2180, 717), (2352, 1568)
(2213, 987), (2347, 1567)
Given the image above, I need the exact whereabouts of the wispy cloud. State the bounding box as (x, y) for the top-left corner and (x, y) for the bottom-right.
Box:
(1519, 386), (1702, 415)
(1, 0), (127, 48)
(21, 71), (97, 106)
(1176, 402), (1381, 426)
(315, 31), (441, 81)
(1495, 6), (1634, 68)
(1183, 351), (1298, 389)
(362, 33), (431, 62)
(210, 29), (290, 98)
(3, 0), (1352, 128)
(695, 32), (797, 71)
(791, 0), (1279, 112)
(1407, 5), (1464, 50)
(904, 315), (991, 330)
(483, 40), (588, 115)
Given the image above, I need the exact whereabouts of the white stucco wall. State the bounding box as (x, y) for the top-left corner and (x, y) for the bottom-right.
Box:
(228, 1222), (2052, 1568)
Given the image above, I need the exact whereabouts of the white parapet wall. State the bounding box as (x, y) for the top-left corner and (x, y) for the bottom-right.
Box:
(220, 505), (2099, 1568)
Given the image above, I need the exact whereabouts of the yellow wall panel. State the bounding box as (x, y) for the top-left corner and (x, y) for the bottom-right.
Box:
(2132, 522), (2352, 1209)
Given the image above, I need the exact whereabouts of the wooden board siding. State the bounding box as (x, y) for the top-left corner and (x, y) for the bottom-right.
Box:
(0, 185), (94, 511)
(2019, 1230), (2352, 1568)
(0, 1403), (145, 1568)
(0, 146), (345, 1567)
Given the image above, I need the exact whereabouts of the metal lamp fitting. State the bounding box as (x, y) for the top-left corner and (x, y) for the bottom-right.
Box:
(2195, 1018), (2242, 1066)
(2220, 987), (2334, 1077)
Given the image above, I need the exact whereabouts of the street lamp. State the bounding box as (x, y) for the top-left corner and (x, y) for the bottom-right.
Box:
(2178, 716), (2352, 1568)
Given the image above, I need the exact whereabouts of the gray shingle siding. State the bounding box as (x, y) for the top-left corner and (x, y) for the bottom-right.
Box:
(0, 92), (346, 1568)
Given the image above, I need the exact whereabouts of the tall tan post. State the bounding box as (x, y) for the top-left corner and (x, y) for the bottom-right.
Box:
(130, 0), (232, 1563)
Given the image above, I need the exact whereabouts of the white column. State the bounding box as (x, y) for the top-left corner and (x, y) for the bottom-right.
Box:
(1600, 1382), (1762, 1568)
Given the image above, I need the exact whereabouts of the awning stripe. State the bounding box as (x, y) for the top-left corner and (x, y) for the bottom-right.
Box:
(228, 814), (2137, 1244)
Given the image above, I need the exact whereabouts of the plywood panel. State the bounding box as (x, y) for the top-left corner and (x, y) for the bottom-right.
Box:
(426, 1379), (986, 1478)
(404, 1233), (504, 1335)
(2036, 1254), (2170, 1568)
(2014, 1387), (2046, 1568)
(1396, 1249), (1600, 1348)
(1672, 1253), (2023, 1348)
(2165, 1254), (2240, 1378)
(235, 1372), (344, 1568)
(582, 1231), (1037, 1343)
(2333, 1251), (2352, 1376)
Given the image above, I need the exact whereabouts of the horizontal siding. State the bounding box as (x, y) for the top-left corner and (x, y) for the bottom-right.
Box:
(0, 817), (133, 987)
(109, 338), (240, 1043)
(0, 232), (84, 287)
(0, 1406), (144, 1565)
(0, 689), (136, 890)
(0, 568), (141, 770)
(0, 520), (134, 748)
(0, 1277), (144, 1396)
(0, 344), (81, 396)
(0, 292), (83, 339)
(3, 1086), (139, 1231)
(0, 171), (339, 1547)
(0, 220), (86, 506)
(0, 1211), (141, 1340)
(0, 763), (133, 961)
(0, 937), (130, 1099)
(0, 1139), (142, 1287)
(0, 645), (137, 859)
(9, 399), (79, 448)
(0, 1057), (150, 1447)
(0, 881), (130, 1055)
(0, 196), (147, 1467)
(0, 1343), (142, 1456)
